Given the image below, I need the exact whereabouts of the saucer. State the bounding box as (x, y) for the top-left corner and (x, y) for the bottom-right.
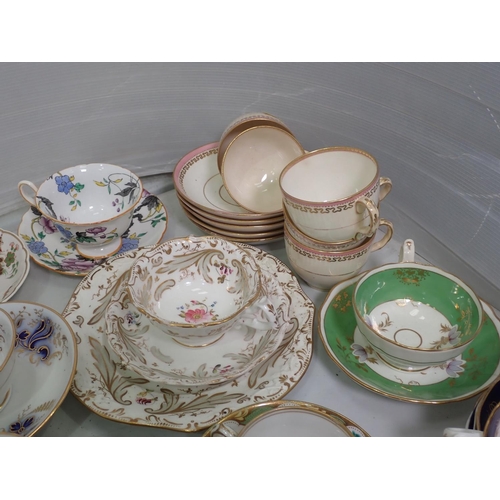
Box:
(64, 244), (313, 432)
(18, 189), (168, 276)
(105, 265), (286, 386)
(0, 229), (30, 302)
(318, 274), (500, 404)
(0, 301), (77, 436)
(203, 400), (370, 437)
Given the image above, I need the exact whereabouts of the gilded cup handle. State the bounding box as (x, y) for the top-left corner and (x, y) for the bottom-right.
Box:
(355, 198), (379, 240)
(399, 239), (415, 263)
(18, 180), (38, 206)
(379, 177), (392, 202)
(370, 219), (393, 253)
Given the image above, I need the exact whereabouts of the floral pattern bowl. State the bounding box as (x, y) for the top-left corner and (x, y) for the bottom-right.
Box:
(0, 229), (30, 302)
(353, 239), (484, 370)
(18, 163), (143, 259)
(127, 236), (276, 347)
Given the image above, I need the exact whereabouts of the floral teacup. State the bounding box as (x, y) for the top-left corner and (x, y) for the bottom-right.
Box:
(127, 236), (277, 347)
(18, 163), (143, 259)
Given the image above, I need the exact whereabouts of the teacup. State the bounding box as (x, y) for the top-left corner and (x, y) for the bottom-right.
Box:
(279, 147), (392, 242)
(444, 401), (500, 437)
(18, 163), (143, 259)
(127, 236), (277, 347)
(353, 239), (483, 370)
(217, 112), (296, 172)
(284, 219), (393, 290)
(0, 307), (16, 412)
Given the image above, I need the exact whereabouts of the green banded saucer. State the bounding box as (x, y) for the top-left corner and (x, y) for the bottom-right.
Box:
(318, 274), (500, 404)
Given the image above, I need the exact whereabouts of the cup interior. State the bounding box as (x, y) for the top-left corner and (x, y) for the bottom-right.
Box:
(36, 163), (142, 224)
(280, 149), (378, 203)
(354, 264), (482, 350)
(128, 238), (261, 328)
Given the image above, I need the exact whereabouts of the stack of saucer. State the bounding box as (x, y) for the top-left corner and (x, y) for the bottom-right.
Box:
(173, 143), (286, 244)
(173, 113), (306, 244)
(280, 147), (394, 290)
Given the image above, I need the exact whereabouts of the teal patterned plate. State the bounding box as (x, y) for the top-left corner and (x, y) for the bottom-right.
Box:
(0, 302), (77, 436)
(318, 274), (500, 404)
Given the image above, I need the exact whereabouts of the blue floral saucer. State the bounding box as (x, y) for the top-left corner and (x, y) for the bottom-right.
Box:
(17, 189), (168, 276)
(0, 302), (77, 436)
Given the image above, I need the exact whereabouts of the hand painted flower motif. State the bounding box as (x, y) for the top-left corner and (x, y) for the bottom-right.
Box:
(55, 224), (73, 240)
(39, 216), (57, 234)
(60, 257), (95, 272)
(9, 416), (34, 434)
(86, 227), (107, 236)
(217, 263), (233, 283)
(118, 237), (139, 253)
(177, 299), (218, 324)
(55, 175), (75, 194)
(447, 325), (461, 345)
(444, 358), (465, 378)
(185, 308), (213, 324)
(351, 343), (368, 363)
(27, 240), (48, 255)
(4, 250), (15, 267)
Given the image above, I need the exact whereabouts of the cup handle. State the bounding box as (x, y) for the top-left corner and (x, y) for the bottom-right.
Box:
(369, 219), (393, 253)
(443, 427), (483, 437)
(18, 180), (38, 206)
(235, 296), (277, 331)
(399, 239), (415, 263)
(379, 177), (392, 202)
(355, 198), (379, 240)
(214, 422), (239, 437)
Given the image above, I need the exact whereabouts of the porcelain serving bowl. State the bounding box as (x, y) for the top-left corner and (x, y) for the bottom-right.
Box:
(0, 229), (30, 302)
(0, 307), (16, 410)
(18, 163), (143, 259)
(221, 125), (305, 214)
(127, 236), (275, 347)
(353, 239), (484, 370)
(280, 147), (392, 242)
(284, 219), (393, 290)
(217, 112), (296, 172)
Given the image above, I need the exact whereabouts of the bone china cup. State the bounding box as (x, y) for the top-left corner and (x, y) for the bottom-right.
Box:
(127, 236), (276, 348)
(279, 147), (392, 242)
(284, 219), (393, 291)
(0, 307), (16, 410)
(18, 163), (143, 259)
(353, 239), (483, 370)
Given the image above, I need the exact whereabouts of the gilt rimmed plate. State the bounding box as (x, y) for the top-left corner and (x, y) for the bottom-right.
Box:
(17, 190), (168, 276)
(105, 265), (287, 386)
(318, 274), (500, 404)
(177, 197), (284, 233)
(64, 245), (313, 433)
(0, 229), (30, 302)
(203, 399), (369, 437)
(0, 302), (77, 436)
(173, 143), (282, 220)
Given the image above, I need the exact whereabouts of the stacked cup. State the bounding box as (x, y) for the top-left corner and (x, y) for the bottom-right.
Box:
(279, 147), (394, 290)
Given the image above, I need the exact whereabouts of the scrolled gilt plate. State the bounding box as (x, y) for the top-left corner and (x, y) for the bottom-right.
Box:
(64, 245), (314, 433)
(0, 302), (77, 436)
(318, 274), (500, 404)
(203, 399), (370, 437)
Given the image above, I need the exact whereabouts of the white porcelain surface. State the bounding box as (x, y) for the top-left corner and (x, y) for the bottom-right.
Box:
(18, 189), (168, 276)
(217, 112), (295, 172)
(284, 219), (393, 290)
(0, 307), (16, 408)
(64, 244), (313, 432)
(106, 264), (286, 386)
(353, 240), (483, 369)
(0, 302), (76, 436)
(0, 229), (30, 302)
(127, 236), (269, 347)
(280, 147), (392, 242)
(221, 126), (304, 214)
(174, 143), (280, 219)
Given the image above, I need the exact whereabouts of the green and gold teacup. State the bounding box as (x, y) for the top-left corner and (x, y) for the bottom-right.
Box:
(353, 239), (483, 370)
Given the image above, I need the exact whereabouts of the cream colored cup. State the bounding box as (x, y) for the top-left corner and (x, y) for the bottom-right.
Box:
(280, 147), (392, 242)
(284, 219), (393, 290)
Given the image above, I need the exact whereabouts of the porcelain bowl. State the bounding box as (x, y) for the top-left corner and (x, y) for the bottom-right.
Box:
(0, 229), (30, 302)
(217, 112), (296, 172)
(0, 307), (17, 408)
(18, 163), (143, 259)
(127, 236), (269, 347)
(353, 240), (484, 370)
(221, 125), (304, 214)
